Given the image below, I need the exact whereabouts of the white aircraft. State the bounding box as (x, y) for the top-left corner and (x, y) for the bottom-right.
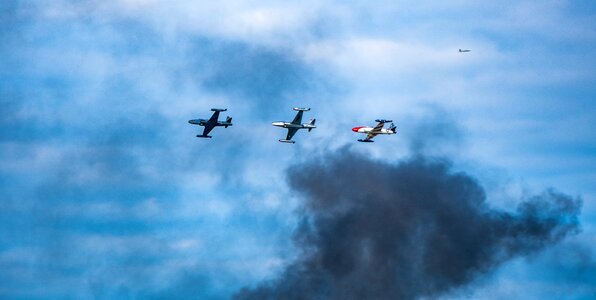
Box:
(352, 119), (396, 142)
(272, 108), (316, 143)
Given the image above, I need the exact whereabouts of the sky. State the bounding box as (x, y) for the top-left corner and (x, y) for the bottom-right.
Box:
(1, 0), (595, 299)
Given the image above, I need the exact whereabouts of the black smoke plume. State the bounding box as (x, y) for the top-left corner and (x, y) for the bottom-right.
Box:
(235, 150), (581, 300)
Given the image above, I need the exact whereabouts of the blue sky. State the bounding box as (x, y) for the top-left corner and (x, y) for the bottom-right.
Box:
(1, 1), (595, 299)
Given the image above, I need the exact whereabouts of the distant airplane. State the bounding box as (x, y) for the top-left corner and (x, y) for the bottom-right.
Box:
(188, 108), (233, 138)
(272, 108), (316, 143)
(352, 119), (396, 142)
(459, 49), (471, 53)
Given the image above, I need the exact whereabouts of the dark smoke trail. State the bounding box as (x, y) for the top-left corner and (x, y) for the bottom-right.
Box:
(234, 150), (581, 300)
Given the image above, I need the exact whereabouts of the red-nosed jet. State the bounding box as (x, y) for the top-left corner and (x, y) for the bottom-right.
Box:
(352, 119), (396, 143)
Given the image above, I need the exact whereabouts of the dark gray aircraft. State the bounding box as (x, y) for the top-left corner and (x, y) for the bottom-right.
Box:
(272, 108), (316, 143)
(459, 49), (471, 53)
(188, 108), (232, 138)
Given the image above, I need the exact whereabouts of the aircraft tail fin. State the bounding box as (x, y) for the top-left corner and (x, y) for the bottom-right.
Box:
(224, 116), (233, 128)
(308, 118), (316, 132)
(389, 123), (397, 133)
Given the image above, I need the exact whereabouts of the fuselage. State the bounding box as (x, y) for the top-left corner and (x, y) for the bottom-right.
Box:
(188, 119), (207, 126)
(189, 119), (232, 127)
(351, 126), (395, 135)
(272, 122), (315, 129)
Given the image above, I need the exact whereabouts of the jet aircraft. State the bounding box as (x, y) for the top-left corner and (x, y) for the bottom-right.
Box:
(459, 49), (471, 53)
(272, 108), (316, 143)
(188, 108), (233, 138)
(352, 119), (396, 142)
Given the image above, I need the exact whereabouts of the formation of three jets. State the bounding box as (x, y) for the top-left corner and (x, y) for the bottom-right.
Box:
(188, 108), (396, 143)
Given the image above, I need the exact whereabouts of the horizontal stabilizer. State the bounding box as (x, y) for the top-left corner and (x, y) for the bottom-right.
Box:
(293, 107), (310, 111)
(358, 139), (374, 143)
(196, 135), (213, 138)
(375, 119), (392, 123)
(278, 139), (296, 144)
(211, 108), (227, 112)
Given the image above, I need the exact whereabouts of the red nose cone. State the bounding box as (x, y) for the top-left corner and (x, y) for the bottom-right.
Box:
(352, 126), (362, 132)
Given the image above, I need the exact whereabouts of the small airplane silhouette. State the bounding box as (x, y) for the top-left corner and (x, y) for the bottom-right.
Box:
(459, 49), (471, 53)
(272, 108), (316, 143)
(188, 108), (233, 138)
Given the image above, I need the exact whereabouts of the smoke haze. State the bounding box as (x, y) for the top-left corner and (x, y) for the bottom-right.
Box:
(235, 150), (581, 300)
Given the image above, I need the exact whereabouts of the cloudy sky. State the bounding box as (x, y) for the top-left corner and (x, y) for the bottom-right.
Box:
(1, 1), (595, 299)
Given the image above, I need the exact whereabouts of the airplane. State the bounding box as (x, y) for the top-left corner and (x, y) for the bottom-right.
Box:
(188, 108), (233, 138)
(272, 108), (316, 143)
(459, 49), (471, 53)
(352, 119), (396, 142)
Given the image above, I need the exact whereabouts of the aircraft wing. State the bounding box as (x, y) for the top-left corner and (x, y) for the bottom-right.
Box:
(208, 110), (221, 123)
(371, 121), (385, 133)
(201, 125), (214, 137)
(290, 110), (304, 125)
(363, 132), (378, 142)
(285, 127), (299, 141)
